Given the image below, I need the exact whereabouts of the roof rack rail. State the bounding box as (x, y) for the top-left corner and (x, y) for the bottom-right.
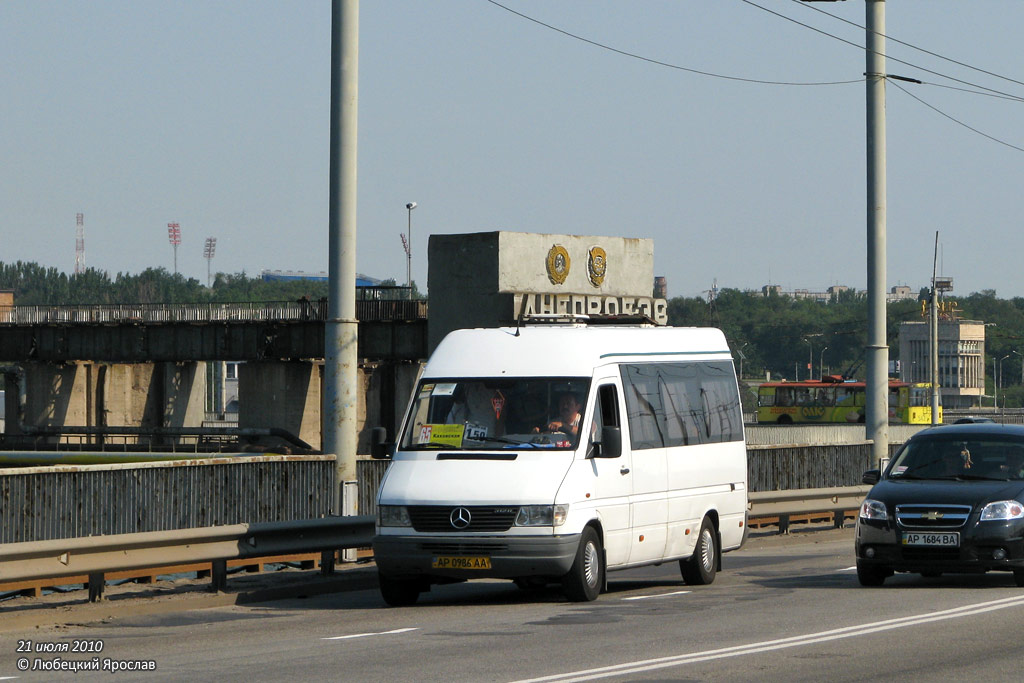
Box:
(520, 313), (658, 326)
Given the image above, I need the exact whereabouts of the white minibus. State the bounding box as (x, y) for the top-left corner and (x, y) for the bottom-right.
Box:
(371, 323), (747, 605)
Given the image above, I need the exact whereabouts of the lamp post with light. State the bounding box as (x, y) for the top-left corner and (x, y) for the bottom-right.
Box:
(405, 202), (417, 289)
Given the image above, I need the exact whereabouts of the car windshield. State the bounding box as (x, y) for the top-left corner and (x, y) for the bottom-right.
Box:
(400, 377), (591, 451)
(887, 435), (1024, 481)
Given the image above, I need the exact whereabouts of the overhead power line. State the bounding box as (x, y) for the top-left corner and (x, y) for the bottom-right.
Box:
(484, 0), (862, 87)
(888, 79), (1024, 154)
(788, 0), (1024, 90)
(738, 0), (1024, 102)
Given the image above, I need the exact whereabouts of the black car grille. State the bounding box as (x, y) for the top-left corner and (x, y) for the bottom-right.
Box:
(895, 504), (972, 529)
(407, 505), (518, 532)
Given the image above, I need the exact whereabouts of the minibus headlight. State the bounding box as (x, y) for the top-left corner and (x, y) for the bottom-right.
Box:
(859, 499), (888, 521)
(378, 505), (412, 527)
(981, 500), (1024, 521)
(515, 505), (568, 527)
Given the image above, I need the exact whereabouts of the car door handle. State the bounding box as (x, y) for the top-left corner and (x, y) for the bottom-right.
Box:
(620, 467), (630, 475)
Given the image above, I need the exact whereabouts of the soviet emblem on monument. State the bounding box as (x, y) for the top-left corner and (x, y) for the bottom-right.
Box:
(587, 246), (607, 287)
(546, 245), (570, 285)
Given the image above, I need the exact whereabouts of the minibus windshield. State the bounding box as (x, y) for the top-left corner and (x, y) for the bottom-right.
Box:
(400, 378), (591, 451)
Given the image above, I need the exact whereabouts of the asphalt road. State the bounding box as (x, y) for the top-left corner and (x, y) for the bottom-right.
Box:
(2, 526), (1024, 682)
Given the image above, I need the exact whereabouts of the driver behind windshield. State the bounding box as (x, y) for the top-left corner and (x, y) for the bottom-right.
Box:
(534, 392), (583, 437)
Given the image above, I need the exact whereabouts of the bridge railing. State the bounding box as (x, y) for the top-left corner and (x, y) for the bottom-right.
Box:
(0, 296), (427, 325)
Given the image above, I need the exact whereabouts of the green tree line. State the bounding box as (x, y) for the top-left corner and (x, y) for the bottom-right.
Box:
(0, 261), (421, 305)
(667, 287), (1024, 407)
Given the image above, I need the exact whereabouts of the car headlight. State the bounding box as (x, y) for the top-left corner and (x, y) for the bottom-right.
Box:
(980, 500), (1024, 521)
(859, 498), (888, 521)
(515, 505), (568, 527)
(378, 505), (412, 527)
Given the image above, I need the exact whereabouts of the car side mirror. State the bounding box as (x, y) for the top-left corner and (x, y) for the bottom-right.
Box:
(370, 426), (393, 460)
(592, 426), (622, 459)
(862, 469), (880, 485)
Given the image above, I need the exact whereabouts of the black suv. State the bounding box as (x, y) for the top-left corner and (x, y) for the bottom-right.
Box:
(856, 423), (1024, 586)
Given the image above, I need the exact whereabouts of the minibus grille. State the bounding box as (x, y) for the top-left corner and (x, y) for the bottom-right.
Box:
(407, 505), (518, 532)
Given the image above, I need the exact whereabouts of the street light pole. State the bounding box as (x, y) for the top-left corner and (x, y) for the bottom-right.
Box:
(993, 355), (998, 408)
(405, 202), (417, 288)
(820, 346), (829, 377)
(735, 342), (748, 381)
(999, 354), (1010, 410)
(805, 338), (813, 381)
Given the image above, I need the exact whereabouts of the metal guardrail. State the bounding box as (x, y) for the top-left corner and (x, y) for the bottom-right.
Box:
(0, 516), (374, 601)
(748, 485), (870, 533)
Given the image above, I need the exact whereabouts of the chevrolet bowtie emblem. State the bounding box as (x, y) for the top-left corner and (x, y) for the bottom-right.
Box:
(921, 511), (944, 520)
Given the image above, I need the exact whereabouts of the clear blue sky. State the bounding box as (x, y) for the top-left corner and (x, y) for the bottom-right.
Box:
(2, 1), (1022, 299)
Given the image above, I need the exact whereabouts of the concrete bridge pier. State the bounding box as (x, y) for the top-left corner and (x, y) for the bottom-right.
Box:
(236, 360), (422, 455)
(239, 361), (324, 451)
(13, 361), (207, 446)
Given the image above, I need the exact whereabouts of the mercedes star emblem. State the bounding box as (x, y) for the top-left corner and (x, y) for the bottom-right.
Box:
(450, 507), (472, 529)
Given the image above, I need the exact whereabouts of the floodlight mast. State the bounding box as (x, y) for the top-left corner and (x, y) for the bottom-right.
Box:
(204, 237), (217, 288)
(167, 222), (182, 275)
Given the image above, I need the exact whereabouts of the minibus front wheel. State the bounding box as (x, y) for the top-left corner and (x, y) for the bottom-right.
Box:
(681, 516), (718, 585)
(562, 526), (603, 602)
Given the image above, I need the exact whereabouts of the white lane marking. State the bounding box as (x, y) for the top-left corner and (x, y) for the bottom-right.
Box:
(0, 677), (21, 680)
(839, 566), (857, 571)
(322, 627), (419, 641)
(511, 594), (1024, 683)
(622, 590), (692, 601)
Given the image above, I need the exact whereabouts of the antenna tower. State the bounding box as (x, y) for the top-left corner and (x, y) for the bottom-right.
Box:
(74, 213), (85, 274)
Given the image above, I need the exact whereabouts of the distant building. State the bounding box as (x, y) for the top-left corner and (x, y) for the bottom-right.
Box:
(898, 319), (985, 409)
(887, 285), (915, 303)
(758, 284), (918, 304)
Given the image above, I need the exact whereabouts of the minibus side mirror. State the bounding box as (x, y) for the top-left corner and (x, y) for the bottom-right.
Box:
(592, 426), (622, 459)
(370, 426), (393, 460)
(862, 469), (880, 485)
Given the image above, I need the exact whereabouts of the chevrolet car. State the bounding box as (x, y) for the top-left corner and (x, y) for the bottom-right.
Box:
(856, 423), (1024, 586)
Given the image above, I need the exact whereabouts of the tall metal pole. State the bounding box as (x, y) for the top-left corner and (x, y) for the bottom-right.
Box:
(930, 231), (940, 425)
(325, 0), (359, 515)
(865, 0), (888, 467)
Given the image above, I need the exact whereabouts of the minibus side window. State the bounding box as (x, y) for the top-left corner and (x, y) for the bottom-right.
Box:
(588, 384), (620, 457)
(621, 361), (742, 449)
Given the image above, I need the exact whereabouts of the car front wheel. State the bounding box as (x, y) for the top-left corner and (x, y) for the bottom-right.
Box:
(856, 561), (891, 587)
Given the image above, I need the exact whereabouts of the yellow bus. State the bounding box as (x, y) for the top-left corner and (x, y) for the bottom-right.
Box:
(756, 377), (940, 425)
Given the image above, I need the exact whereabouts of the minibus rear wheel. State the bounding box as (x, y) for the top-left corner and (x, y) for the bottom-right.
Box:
(378, 573), (421, 607)
(562, 526), (603, 602)
(680, 516), (717, 585)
